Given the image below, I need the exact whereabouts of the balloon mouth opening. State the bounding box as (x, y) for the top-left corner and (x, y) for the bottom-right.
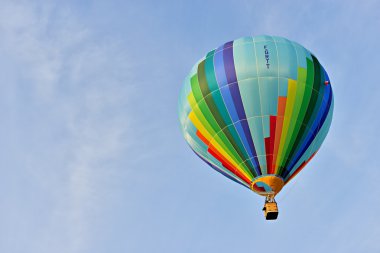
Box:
(250, 175), (284, 196)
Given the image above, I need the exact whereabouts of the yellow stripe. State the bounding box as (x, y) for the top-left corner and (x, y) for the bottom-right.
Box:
(187, 92), (197, 108)
(188, 111), (213, 141)
(280, 80), (306, 165)
(275, 79), (297, 173)
(208, 138), (252, 180)
(187, 92), (250, 173)
(188, 111), (252, 180)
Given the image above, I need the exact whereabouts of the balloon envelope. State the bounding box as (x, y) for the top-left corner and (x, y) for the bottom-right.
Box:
(178, 35), (333, 196)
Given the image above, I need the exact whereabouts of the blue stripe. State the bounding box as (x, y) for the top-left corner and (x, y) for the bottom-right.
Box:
(283, 85), (332, 178)
(214, 51), (256, 164)
(223, 42), (261, 176)
(214, 46), (228, 88)
(215, 45), (259, 176)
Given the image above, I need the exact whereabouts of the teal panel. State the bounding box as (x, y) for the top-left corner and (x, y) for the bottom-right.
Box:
(210, 91), (233, 125)
(204, 51), (219, 93)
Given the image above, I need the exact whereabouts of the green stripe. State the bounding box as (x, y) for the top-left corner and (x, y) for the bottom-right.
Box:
(285, 100), (333, 182)
(204, 54), (258, 176)
(198, 60), (254, 177)
(190, 74), (204, 103)
(190, 75), (247, 170)
(278, 58), (314, 174)
(282, 55), (323, 171)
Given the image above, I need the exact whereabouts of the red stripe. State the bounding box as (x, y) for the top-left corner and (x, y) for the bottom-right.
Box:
(272, 97), (287, 170)
(264, 137), (271, 174)
(265, 116), (277, 174)
(269, 116), (277, 174)
(208, 145), (251, 184)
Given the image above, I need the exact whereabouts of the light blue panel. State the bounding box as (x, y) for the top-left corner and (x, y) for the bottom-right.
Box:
(206, 153), (224, 169)
(276, 41), (298, 80)
(179, 100), (190, 126)
(262, 115), (270, 138)
(254, 40), (278, 77)
(292, 41), (312, 62)
(233, 38), (258, 81)
(233, 36), (253, 45)
(259, 77), (278, 116)
(185, 76), (193, 96)
(189, 141), (206, 157)
(253, 35), (273, 43)
(238, 79), (261, 117)
(187, 121), (207, 150)
(247, 117), (266, 167)
(272, 36), (290, 44)
(292, 42), (307, 69)
(247, 116), (267, 176)
(186, 134), (207, 160)
(258, 156), (267, 175)
(279, 78), (288, 97)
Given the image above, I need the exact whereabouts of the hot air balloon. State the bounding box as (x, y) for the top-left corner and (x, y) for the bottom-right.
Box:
(178, 35), (333, 220)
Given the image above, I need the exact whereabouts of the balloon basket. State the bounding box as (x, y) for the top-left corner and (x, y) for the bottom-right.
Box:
(263, 196), (278, 220)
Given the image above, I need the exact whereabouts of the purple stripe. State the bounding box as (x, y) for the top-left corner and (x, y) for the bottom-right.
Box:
(223, 42), (261, 175)
(223, 41), (237, 84)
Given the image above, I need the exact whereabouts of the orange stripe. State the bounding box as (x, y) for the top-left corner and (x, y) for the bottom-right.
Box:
(272, 97), (287, 170)
(196, 130), (210, 145)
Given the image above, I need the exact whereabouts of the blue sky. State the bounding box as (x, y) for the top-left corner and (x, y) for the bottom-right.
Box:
(1, 1), (379, 252)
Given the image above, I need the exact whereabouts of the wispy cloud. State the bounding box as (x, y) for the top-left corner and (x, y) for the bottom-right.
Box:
(0, 1), (134, 252)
